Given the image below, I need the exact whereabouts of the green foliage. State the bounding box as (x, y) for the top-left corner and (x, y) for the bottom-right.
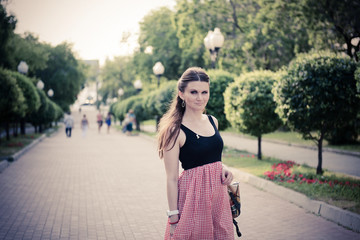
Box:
(206, 69), (235, 130)
(113, 81), (177, 123)
(273, 51), (359, 173)
(8, 33), (49, 76)
(5, 70), (40, 115)
(0, 68), (26, 121)
(113, 95), (144, 122)
(301, 0), (360, 62)
(0, 3), (16, 69)
(224, 70), (282, 137)
(152, 81), (177, 117)
(273, 52), (359, 141)
(99, 56), (135, 103)
(28, 89), (49, 127)
(136, 7), (182, 80)
(36, 43), (86, 112)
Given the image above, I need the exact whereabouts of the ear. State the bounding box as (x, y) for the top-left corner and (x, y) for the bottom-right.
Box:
(178, 90), (184, 100)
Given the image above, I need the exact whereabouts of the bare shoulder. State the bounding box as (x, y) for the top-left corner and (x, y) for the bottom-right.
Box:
(208, 115), (219, 129)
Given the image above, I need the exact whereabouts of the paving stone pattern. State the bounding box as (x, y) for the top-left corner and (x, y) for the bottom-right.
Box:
(0, 107), (358, 239)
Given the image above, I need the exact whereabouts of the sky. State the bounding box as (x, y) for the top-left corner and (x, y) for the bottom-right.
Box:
(5, 0), (176, 65)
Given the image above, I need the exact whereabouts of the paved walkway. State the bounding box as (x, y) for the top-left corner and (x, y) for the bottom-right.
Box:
(0, 106), (359, 239)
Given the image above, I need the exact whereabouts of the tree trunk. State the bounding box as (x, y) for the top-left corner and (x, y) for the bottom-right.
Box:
(257, 135), (262, 160)
(5, 122), (10, 141)
(13, 123), (18, 137)
(20, 118), (26, 135)
(316, 138), (324, 175)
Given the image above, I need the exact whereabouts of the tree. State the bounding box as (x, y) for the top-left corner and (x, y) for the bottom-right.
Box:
(6, 70), (40, 135)
(135, 7), (181, 79)
(301, 0), (360, 62)
(0, 68), (26, 140)
(99, 56), (135, 104)
(8, 33), (49, 76)
(273, 52), (359, 174)
(0, 2), (16, 69)
(36, 43), (86, 112)
(206, 69), (235, 130)
(224, 70), (282, 159)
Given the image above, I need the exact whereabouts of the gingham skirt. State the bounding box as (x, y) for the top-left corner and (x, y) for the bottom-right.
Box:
(165, 161), (234, 240)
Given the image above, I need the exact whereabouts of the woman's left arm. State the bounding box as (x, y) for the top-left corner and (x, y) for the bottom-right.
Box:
(211, 115), (234, 185)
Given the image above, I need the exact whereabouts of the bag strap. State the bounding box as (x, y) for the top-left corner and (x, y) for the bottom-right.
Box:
(233, 219), (242, 237)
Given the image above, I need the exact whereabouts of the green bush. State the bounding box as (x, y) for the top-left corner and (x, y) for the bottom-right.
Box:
(6, 70), (40, 116)
(153, 81), (177, 117)
(0, 68), (26, 122)
(206, 69), (235, 130)
(113, 95), (144, 122)
(224, 70), (282, 159)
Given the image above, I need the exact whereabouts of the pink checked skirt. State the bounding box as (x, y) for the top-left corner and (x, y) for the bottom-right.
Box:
(165, 161), (234, 240)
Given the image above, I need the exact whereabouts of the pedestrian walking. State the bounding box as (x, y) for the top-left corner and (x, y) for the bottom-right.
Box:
(81, 114), (89, 137)
(64, 112), (74, 137)
(105, 112), (112, 134)
(157, 67), (234, 240)
(123, 109), (136, 136)
(97, 111), (103, 133)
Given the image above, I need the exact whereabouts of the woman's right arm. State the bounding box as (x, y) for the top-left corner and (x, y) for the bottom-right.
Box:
(163, 131), (184, 224)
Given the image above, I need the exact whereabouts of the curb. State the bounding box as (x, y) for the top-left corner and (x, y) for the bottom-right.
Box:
(0, 133), (47, 173)
(228, 166), (360, 233)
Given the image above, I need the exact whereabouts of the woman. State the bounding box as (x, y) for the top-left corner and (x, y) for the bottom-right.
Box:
(157, 67), (234, 240)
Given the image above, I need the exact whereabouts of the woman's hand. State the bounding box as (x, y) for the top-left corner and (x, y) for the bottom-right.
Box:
(169, 214), (179, 237)
(221, 166), (233, 185)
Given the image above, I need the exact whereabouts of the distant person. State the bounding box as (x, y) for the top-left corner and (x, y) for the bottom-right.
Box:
(64, 112), (74, 138)
(97, 111), (103, 133)
(123, 109), (136, 136)
(105, 112), (112, 133)
(81, 114), (89, 137)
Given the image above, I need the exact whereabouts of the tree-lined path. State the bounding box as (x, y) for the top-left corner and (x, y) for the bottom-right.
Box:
(0, 106), (358, 239)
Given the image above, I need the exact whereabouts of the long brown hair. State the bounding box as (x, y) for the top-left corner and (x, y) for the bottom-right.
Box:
(157, 67), (210, 158)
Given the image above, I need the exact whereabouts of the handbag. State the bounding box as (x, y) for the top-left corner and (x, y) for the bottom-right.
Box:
(228, 182), (242, 237)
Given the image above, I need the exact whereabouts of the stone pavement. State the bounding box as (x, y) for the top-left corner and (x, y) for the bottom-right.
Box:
(0, 106), (359, 239)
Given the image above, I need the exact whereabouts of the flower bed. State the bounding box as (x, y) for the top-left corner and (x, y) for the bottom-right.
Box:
(264, 161), (360, 189)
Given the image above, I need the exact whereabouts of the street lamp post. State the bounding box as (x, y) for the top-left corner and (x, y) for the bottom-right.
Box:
(133, 80), (142, 131)
(153, 62), (165, 87)
(204, 28), (224, 69)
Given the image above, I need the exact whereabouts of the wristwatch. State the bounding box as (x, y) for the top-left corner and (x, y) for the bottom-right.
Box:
(167, 210), (179, 217)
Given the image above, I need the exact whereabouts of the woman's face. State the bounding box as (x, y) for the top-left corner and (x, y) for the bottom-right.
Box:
(180, 81), (210, 112)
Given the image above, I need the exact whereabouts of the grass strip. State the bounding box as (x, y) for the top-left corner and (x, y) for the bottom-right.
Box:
(222, 146), (360, 214)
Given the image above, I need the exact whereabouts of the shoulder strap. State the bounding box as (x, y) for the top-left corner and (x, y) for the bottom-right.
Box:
(207, 115), (217, 130)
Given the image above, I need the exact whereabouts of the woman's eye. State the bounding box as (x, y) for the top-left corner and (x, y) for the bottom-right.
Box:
(202, 91), (208, 94)
(190, 91), (197, 94)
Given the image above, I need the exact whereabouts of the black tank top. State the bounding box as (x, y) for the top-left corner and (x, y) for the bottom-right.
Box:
(179, 115), (224, 170)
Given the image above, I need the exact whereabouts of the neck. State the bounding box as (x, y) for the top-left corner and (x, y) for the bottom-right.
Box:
(183, 109), (203, 122)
